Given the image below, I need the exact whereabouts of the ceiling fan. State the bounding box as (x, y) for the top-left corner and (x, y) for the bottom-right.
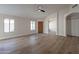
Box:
(37, 5), (45, 12)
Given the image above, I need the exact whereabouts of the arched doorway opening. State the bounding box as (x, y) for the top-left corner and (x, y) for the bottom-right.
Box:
(66, 13), (79, 36)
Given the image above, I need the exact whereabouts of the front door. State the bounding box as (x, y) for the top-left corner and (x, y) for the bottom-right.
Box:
(38, 21), (43, 33)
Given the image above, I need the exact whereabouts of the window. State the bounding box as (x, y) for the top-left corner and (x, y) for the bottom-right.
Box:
(10, 19), (14, 32)
(4, 18), (15, 33)
(4, 19), (9, 32)
(48, 20), (56, 32)
(30, 21), (35, 31)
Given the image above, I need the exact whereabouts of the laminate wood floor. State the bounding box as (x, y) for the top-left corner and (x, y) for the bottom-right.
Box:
(0, 33), (79, 54)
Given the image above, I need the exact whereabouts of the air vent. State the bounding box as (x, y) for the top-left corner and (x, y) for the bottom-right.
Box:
(72, 4), (78, 8)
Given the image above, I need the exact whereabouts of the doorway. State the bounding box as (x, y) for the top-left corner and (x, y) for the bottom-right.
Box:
(48, 19), (57, 34)
(66, 13), (79, 36)
(38, 21), (43, 33)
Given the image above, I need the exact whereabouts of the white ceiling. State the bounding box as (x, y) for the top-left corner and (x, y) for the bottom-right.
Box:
(0, 4), (70, 19)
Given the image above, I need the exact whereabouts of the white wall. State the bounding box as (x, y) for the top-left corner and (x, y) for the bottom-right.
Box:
(57, 8), (69, 36)
(44, 20), (49, 34)
(0, 14), (37, 39)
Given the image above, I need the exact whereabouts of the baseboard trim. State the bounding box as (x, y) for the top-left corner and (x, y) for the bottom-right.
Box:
(67, 34), (79, 37)
(0, 33), (37, 41)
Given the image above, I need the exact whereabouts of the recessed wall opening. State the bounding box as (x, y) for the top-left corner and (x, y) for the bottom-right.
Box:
(66, 13), (79, 36)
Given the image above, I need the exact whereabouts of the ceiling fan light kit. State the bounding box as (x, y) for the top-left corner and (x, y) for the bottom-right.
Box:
(37, 5), (45, 12)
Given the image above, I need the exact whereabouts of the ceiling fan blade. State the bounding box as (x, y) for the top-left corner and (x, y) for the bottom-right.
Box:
(41, 10), (45, 12)
(72, 4), (78, 8)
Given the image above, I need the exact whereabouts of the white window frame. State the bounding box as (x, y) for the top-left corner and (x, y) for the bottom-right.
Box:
(10, 19), (15, 32)
(4, 18), (10, 33)
(4, 18), (15, 33)
(30, 21), (35, 31)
